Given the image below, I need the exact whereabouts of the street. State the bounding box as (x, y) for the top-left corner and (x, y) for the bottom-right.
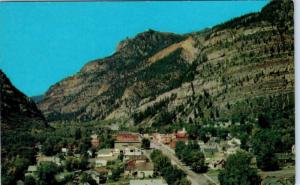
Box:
(151, 141), (217, 185)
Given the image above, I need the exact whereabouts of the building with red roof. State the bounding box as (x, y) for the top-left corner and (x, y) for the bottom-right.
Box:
(114, 133), (141, 154)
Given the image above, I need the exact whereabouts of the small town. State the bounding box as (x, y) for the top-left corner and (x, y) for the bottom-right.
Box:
(16, 125), (294, 185)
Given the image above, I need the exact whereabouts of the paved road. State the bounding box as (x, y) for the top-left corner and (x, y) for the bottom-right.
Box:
(152, 141), (217, 185)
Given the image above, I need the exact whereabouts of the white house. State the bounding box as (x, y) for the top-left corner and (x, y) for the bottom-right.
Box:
(94, 149), (118, 167)
(37, 155), (61, 166)
(25, 165), (37, 177)
(97, 149), (114, 158)
(61, 148), (68, 155)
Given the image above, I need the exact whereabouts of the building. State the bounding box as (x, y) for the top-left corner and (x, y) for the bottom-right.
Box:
(36, 155), (61, 166)
(153, 128), (189, 147)
(97, 149), (114, 158)
(171, 128), (189, 148)
(129, 179), (168, 185)
(126, 155), (148, 162)
(125, 159), (154, 178)
(61, 148), (68, 155)
(123, 148), (143, 158)
(114, 133), (141, 154)
(95, 155), (118, 167)
(95, 149), (118, 167)
(25, 165), (37, 177)
(95, 158), (107, 167)
(152, 133), (174, 145)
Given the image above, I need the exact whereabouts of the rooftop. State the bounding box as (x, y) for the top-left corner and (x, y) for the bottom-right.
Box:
(97, 149), (113, 155)
(95, 155), (117, 161)
(136, 162), (154, 171)
(126, 160), (153, 171)
(127, 155), (148, 161)
(116, 133), (140, 143)
(27, 165), (37, 172)
(130, 179), (168, 185)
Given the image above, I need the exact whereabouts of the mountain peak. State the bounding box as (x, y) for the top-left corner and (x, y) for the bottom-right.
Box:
(116, 29), (185, 57)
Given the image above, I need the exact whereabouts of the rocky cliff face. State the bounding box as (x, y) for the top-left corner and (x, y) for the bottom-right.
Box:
(38, 1), (294, 128)
(0, 70), (47, 130)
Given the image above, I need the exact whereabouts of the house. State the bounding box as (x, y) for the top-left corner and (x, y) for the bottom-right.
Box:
(95, 155), (118, 167)
(95, 149), (118, 167)
(153, 133), (174, 145)
(36, 155), (61, 166)
(126, 155), (148, 163)
(123, 148), (143, 158)
(129, 179), (168, 185)
(170, 128), (189, 148)
(114, 133), (141, 154)
(95, 158), (108, 167)
(125, 156), (154, 178)
(97, 149), (114, 158)
(125, 161), (154, 178)
(61, 148), (68, 155)
(135, 162), (154, 178)
(25, 165), (37, 177)
(95, 155), (117, 167)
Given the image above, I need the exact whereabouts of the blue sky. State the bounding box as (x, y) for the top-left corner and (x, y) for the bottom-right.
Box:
(0, 1), (269, 96)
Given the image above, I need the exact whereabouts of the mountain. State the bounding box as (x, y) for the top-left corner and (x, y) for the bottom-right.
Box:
(0, 70), (47, 130)
(38, 1), (294, 129)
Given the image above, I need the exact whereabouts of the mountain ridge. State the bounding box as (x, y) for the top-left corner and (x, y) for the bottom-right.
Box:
(0, 70), (47, 130)
(38, 1), (294, 130)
